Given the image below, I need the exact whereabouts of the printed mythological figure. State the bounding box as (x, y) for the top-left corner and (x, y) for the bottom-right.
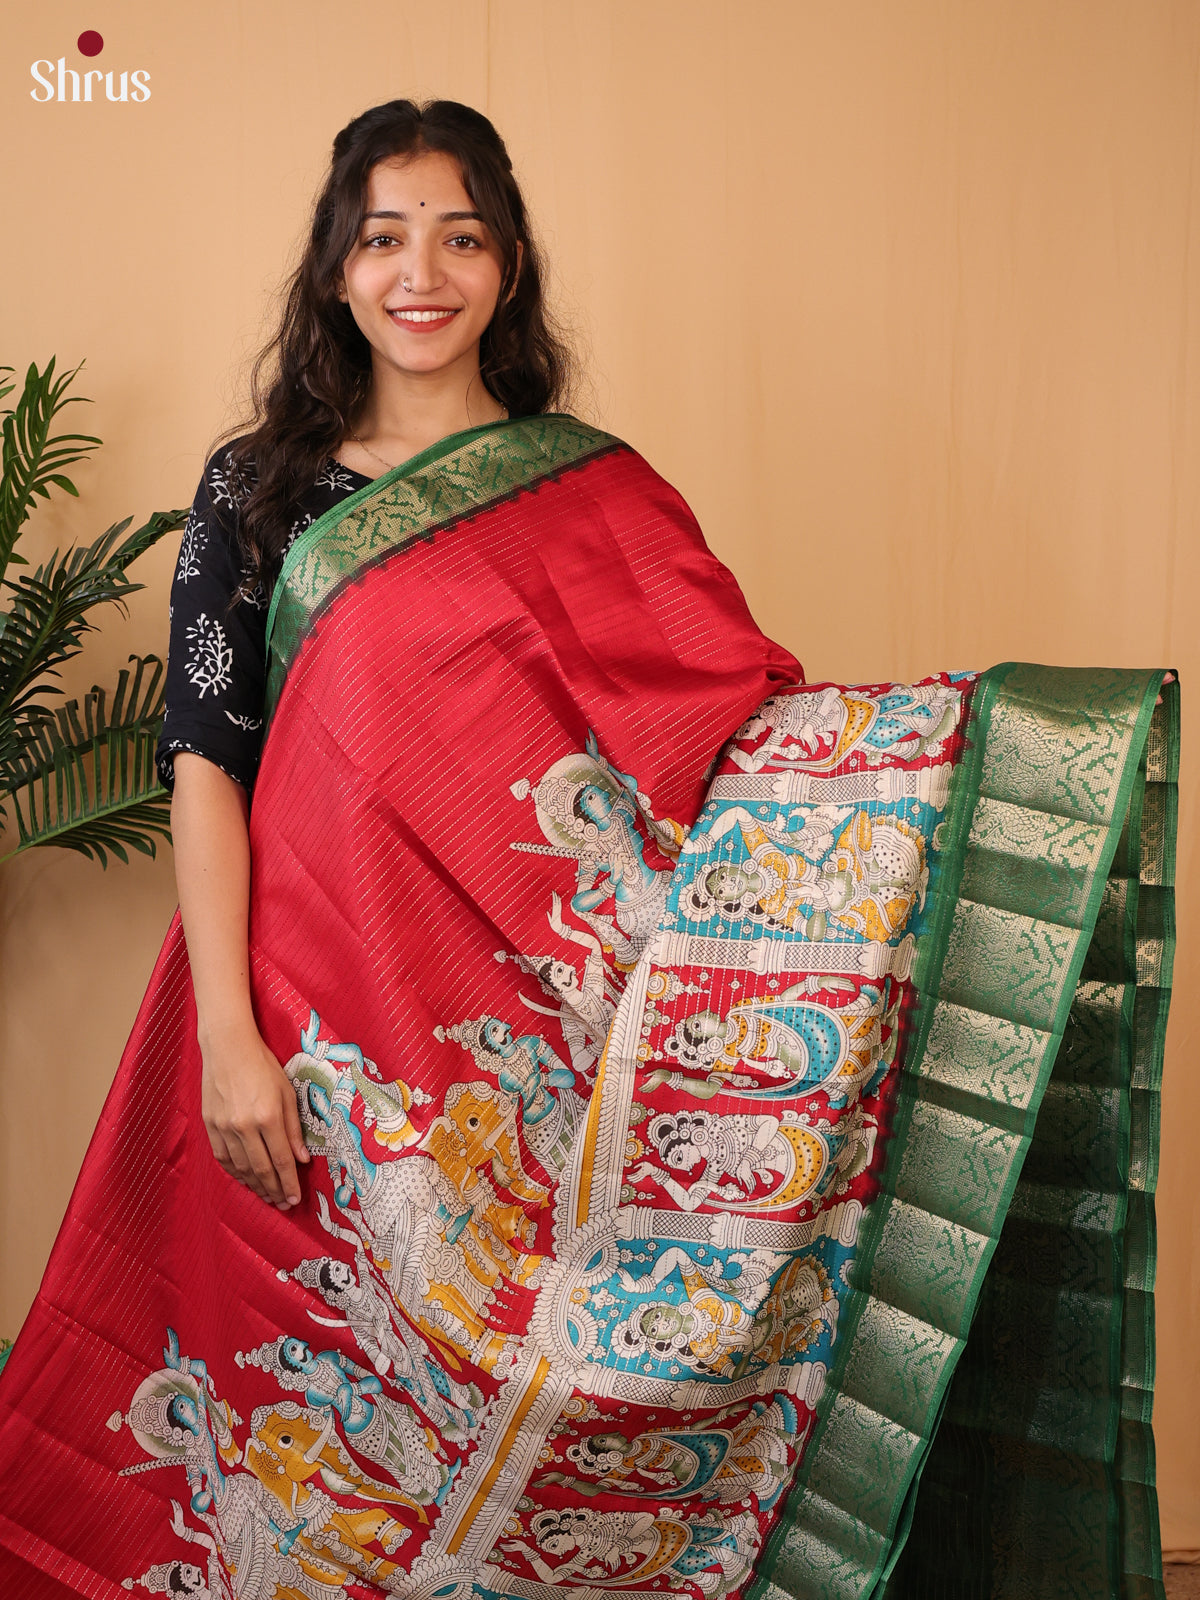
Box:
(123, 1558), (214, 1599)
(830, 1101), (878, 1192)
(243, 1401), (410, 1585)
(108, 1332), (353, 1600)
(438, 1013), (586, 1176)
(537, 1395), (800, 1508)
(292, 1071), (446, 1309)
(727, 682), (959, 773)
(289, 1031), (539, 1371)
(278, 1193), (483, 1440)
(291, 1010), (430, 1150)
(613, 1298), (766, 1382)
(615, 1250), (838, 1382)
(645, 981), (850, 1100)
(647, 980), (889, 1107)
(122, 1501), (224, 1598)
(626, 1108), (830, 1212)
(499, 1504), (759, 1594)
(419, 1080), (551, 1295)
(860, 682), (961, 761)
(511, 732), (683, 965)
(682, 805), (927, 943)
(740, 1254), (840, 1367)
(235, 1334), (454, 1508)
(498, 891), (619, 1079)
(726, 687), (877, 773)
(613, 1248), (784, 1379)
(108, 1330), (240, 1521)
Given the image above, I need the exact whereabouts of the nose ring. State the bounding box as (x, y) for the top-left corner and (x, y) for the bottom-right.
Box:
(402, 277), (412, 293)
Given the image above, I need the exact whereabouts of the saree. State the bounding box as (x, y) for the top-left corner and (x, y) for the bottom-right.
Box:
(0, 415), (1178, 1600)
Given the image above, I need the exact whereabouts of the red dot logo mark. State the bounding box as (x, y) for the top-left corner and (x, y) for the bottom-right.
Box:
(77, 31), (104, 57)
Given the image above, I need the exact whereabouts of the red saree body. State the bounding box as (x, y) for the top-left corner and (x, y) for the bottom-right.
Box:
(0, 418), (801, 1597)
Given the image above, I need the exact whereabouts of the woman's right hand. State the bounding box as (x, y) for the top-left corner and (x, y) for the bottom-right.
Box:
(170, 752), (311, 1212)
(200, 1020), (310, 1209)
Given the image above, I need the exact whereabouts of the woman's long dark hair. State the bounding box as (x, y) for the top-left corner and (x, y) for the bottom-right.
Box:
(212, 98), (575, 592)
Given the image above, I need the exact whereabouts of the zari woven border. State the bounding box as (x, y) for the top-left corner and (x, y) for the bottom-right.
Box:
(264, 414), (622, 717)
(748, 665), (1176, 1600)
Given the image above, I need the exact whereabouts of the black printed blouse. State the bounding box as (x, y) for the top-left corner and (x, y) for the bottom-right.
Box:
(154, 441), (373, 794)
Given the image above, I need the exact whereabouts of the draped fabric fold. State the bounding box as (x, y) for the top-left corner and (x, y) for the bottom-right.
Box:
(0, 416), (1177, 1600)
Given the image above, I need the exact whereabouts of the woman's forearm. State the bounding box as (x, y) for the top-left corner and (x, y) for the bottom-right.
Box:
(170, 751), (309, 1207)
(170, 752), (256, 1046)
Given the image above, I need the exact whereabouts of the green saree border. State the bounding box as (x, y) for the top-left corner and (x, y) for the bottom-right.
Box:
(262, 412), (623, 720)
(747, 665), (1174, 1600)
(881, 675), (1179, 1600)
(1114, 674), (1178, 1600)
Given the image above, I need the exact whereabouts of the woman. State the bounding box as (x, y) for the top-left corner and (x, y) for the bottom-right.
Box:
(0, 100), (1176, 1600)
(160, 99), (581, 1218)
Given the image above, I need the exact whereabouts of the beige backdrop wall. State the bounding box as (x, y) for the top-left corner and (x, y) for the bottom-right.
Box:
(1, 0), (1196, 1553)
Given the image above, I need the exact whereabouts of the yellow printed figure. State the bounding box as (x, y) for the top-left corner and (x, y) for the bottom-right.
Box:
(613, 1247), (783, 1380)
(684, 804), (927, 943)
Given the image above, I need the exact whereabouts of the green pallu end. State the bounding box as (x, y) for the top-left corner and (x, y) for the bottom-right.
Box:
(749, 664), (1178, 1600)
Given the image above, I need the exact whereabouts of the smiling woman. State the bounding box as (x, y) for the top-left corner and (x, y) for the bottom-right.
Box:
(206, 99), (569, 605)
(0, 96), (1178, 1600)
(332, 151), (514, 474)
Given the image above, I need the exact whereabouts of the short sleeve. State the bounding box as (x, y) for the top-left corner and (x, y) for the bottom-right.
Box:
(155, 446), (268, 793)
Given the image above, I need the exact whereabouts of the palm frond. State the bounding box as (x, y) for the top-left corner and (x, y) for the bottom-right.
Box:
(85, 505), (188, 575)
(0, 507), (187, 735)
(1, 654), (172, 868)
(0, 358), (103, 577)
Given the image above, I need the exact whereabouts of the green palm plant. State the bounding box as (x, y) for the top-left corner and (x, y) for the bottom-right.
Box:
(0, 357), (188, 867)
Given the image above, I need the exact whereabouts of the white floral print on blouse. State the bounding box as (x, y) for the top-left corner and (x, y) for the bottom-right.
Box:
(155, 439), (370, 792)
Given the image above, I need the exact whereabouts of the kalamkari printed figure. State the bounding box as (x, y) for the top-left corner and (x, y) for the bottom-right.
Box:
(726, 681), (960, 773)
(437, 1013), (586, 1176)
(278, 1193), (483, 1440)
(612, 1247), (784, 1379)
(234, 1334), (454, 1507)
(122, 1501), (223, 1597)
(288, 1017), (545, 1371)
(646, 983), (850, 1100)
(625, 1108), (831, 1212)
(511, 731), (684, 966)
(681, 805), (928, 944)
(537, 1395), (801, 1508)
(645, 978), (892, 1108)
(497, 1504), (760, 1594)
(497, 891), (619, 1080)
(109, 1330), (406, 1598)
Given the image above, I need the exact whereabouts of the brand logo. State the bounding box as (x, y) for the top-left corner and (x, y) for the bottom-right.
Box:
(30, 31), (151, 104)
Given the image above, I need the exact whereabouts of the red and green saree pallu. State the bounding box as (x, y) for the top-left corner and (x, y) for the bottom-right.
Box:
(0, 416), (1178, 1600)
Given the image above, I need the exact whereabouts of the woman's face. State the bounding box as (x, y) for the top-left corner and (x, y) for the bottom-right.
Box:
(338, 150), (508, 388)
(707, 864), (752, 903)
(682, 1012), (722, 1046)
